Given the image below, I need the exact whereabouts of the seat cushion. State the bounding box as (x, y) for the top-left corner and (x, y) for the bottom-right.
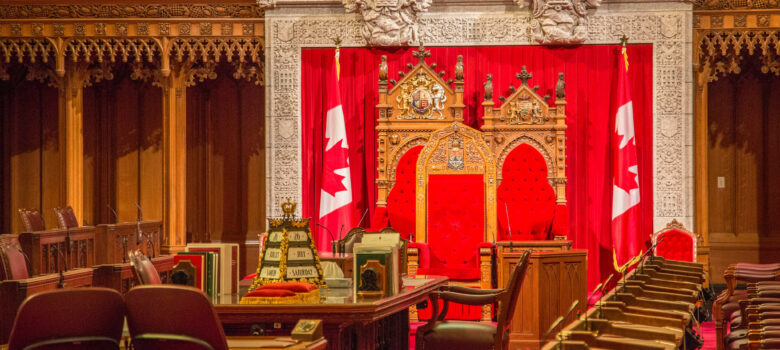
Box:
(726, 329), (747, 344)
(722, 301), (742, 319)
(418, 321), (496, 350)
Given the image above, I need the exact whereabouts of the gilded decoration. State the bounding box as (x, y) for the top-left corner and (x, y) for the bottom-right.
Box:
(482, 66), (568, 204)
(414, 123), (497, 242)
(375, 44), (465, 206)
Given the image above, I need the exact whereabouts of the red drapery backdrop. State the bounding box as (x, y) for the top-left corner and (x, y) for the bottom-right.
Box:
(302, 45), (654, 288)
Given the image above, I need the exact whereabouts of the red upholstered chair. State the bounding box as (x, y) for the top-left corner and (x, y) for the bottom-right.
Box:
(54, 206), (79, 229)
(0, 236), (30, 280)
(497, 144), (567, 241)
(17, 208), (46, 232)
(384, 145), (424, 240)
(8, 288), (124, 350)
(652, 219), (697, 263)
(125, 285), (229, 350)
(129, 250), (161, 285)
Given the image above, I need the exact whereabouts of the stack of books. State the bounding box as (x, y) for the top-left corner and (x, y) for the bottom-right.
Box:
(173, 243), (240, 298)
(352, 233), (402, 300)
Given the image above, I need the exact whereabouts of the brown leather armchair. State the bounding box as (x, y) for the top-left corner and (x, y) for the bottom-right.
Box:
(17, 208), (45, 232)
(54, 206), (79, 229)
(129, 250), (161, 285)
(416, 250), (532, 350)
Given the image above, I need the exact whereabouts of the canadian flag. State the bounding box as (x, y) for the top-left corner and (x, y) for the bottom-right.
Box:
(318, 49), (354, 251)
(611, 45), (642, 267)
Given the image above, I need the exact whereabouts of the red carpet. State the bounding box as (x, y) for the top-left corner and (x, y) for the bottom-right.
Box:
(701, 321), (716, 350)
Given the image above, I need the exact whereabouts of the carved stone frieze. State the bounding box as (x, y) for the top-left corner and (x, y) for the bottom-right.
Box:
(692, 0), (779, 9)
(342, 0), (433, 46)
(265, 9), (692, 228)
(515, 0), (603, 45)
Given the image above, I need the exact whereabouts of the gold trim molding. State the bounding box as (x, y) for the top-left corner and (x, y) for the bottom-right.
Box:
(0, 4), (264, 19)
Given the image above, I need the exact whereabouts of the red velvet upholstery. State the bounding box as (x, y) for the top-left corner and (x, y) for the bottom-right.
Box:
(8, 288), (124, 350)
(245, 289), (296, 297)
(654, 229), (694, 262)
(369, 206), (390, 231)
(497, 144), (563, 241)
(1, 243), (29, 280)
(256, 282), (317, 293)
(18, 209), (45, 232)
(417, 174), (485, 281)
(387, 146), (423, 241)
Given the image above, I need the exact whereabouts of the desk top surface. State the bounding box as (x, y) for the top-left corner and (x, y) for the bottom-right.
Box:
(214, 276), (447, 321)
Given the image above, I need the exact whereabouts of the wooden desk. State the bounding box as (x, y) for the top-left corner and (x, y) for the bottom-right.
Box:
(496, 246), (587, 350)
(227, 336), (327, 350)
(18, 227), (96, 275)
(95, 221), (162, 264)
(92, 255), (175, 294)
(318, 252), (353, 277)
(0, 268), (93, 343)
(215, 276), (447, 350)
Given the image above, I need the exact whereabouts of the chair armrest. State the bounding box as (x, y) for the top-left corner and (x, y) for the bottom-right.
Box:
(434, 290), (502, 306)
(440, 285), (502, 295)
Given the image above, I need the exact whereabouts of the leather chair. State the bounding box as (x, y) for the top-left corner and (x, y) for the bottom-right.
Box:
(7, 288), (124, 350)
(129, 250), (161, 285)
(497, 144), (568, 240)
(0, 237), (29, 280)
(416, 250), (532, 350)
(17, 208), (45, 232)
(54, 206), (79, 229)
(125, 285), (229, 350)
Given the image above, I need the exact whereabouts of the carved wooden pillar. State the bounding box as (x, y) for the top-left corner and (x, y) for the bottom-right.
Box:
(160, 64), (188, 254)
(58, 64), (87, 224)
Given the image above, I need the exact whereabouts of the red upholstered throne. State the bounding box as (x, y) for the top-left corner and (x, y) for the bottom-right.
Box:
(481, 67), (569, 242)
(652, 219), (698, 262)
(372, 46), (493, 321)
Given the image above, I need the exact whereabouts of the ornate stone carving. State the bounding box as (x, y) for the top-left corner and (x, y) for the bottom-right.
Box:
(342, 0), (433, 46)
(0, 4), (264, 19)
(515, 0), (602, 44)
(265, 10), (690, 227)
(692, 0), (779, 9)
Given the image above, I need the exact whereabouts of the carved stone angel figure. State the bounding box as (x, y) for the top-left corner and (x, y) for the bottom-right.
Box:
(515, 0), (602, 45)
(343, 0), (433, 46)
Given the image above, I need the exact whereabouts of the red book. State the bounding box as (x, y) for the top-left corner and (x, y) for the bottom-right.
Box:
(174, 254), (205, 291)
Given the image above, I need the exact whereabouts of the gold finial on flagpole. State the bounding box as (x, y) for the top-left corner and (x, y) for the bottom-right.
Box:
(333, 37), (342, 49)
(619, 34), (629, 48)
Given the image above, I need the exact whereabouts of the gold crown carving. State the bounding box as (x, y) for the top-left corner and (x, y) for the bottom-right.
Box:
(281, 199), (297, 217)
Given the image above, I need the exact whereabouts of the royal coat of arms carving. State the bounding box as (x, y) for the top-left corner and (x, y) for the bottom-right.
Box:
(396, 72), (447, 120)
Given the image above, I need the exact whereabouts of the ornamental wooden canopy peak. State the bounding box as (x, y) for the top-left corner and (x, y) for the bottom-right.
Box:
(481, 66), (568, 205)
(375, 43), (466, 206)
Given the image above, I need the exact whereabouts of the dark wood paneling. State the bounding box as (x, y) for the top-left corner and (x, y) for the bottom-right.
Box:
(0, 74), (60, 234)
(707, 68), (780, 283)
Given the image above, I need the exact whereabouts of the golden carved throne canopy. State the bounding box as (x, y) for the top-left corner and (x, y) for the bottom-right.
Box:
(376, 44), (466, 206)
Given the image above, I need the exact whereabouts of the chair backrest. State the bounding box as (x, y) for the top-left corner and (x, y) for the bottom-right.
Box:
(652, 219), (698, 262)
(8, 288), (124, 350)
(125, 285), (229, 350)
(496, 250), (532, 347)
(1, 241), (30, 280)
(54, 206), (79, 229)
(129, 250), (161, 285)
(497, 144), (557, 240)
(386, 145), (423, 241)
(18, 209), (45, 232)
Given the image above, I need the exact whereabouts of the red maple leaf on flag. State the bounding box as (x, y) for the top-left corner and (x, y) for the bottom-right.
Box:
(322, 138), (350, 196)
(613, 141), (639, 192)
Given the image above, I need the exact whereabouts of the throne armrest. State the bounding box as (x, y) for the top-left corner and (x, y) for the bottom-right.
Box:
(434, 290), (501, 306)
(407, 242), (429, 276)
(440, 284), (503, 295)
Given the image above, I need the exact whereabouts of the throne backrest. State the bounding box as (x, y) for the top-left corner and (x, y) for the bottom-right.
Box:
(376, 45), (465, 210)
(481, 67), (567, 203)
(652, 219), (698, 262)
(415, 123), (497, 272)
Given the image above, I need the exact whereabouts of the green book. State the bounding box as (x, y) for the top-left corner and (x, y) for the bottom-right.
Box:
(353, 249), (393, 299)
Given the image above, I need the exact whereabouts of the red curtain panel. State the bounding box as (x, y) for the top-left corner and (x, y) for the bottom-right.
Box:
(301, 45), (654, 288)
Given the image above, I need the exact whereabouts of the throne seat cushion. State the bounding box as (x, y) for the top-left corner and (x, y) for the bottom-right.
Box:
(655, 229), (694, 262)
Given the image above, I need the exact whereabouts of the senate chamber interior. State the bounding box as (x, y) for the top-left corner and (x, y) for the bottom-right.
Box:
(0, 0), (778, 349)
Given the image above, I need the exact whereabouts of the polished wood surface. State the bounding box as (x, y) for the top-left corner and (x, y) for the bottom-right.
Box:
(92, 255), (174, 294)
(95, 221), (162, 264)
(215, 276), (448, 350)
(0, 268), (93, 344)
(226, 336), (327, 350)
(18, 226), (96, 275)
(496, 246), (587, 350)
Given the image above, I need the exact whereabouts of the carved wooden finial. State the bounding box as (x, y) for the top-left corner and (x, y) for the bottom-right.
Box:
(517, 65), (532, 86)
(412, 42), (430, 65)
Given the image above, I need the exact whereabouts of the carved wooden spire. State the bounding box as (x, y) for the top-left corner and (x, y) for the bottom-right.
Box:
(516, 66), (532, 86)
(412, 42), (431, 65)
